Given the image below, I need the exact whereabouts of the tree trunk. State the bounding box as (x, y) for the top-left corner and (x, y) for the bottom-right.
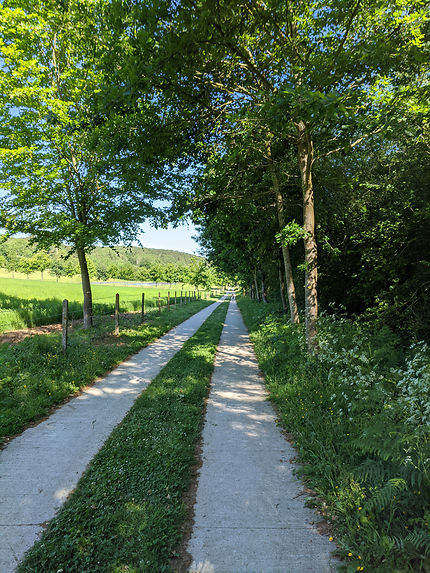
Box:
(261, 275), (267, 303)
(266, 139), (300, 323)
(253, 268), (260, 302)
(76, 246), (93, 328)
(278, 258), (288, 314)
(297, 120), (318, 352)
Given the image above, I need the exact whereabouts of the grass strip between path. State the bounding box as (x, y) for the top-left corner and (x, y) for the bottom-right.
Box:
(1, 299), (215, 443)
(18, 300), (229, 573)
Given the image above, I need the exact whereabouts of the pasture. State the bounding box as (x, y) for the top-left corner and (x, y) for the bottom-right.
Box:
(0, 277), (199, 333)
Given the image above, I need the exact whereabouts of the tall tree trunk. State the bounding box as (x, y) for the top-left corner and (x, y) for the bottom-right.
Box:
(278, 258), (288, 314)
(253, 268), (260, 302)
(76, 246), (93, 328)
(266, 139), (300, 323)
(297, 121), (318, 352)
(261, 275), (267, 303)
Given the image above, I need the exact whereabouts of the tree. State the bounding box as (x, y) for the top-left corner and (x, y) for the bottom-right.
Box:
(18, 256), (36, 279)
(4, 251), (20, 278)
(188, 259), (214, 291)
(0, 1), (169, 327)
(49, 259), (67, 282)
(138, 0), (428, 350)
(31, 252), (51, 280)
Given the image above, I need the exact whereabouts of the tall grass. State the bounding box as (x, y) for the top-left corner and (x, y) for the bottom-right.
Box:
(237, 296), (430, 573)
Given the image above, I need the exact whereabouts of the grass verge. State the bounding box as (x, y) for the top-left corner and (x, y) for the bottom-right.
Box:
(0, 299), (215, 443)
(17, 300), (228, 573)
(237, 296), (430, 573)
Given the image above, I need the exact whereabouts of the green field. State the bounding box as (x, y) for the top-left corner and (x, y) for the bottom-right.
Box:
(0, 277), (204, 333)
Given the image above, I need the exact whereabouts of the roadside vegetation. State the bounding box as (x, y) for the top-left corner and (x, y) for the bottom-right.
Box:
(17, 301), (229, 573)
(238, 297), (430, 573)
(0, 297), (216, 444)
(0, 277), (208, 333)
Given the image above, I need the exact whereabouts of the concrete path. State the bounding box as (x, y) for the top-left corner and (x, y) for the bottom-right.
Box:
(0, 300), (224, 573)
(187, 300), (338, 573)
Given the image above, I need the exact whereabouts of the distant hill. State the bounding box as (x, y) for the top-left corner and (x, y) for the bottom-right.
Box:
(90, 245), (202, 267)
(0, 237), (202, 267)
(0, 237), (206, 282)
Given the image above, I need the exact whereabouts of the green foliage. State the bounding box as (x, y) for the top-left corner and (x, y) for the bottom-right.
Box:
(0, 297), (215, 443)
(276, 221), (310, 247)
(0, 238), (208, 285)
(17, 301), (228, 573)
(237, 296), (430, 572)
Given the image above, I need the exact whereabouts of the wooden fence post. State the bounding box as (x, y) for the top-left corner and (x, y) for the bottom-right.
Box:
(115, 293), (120, 335)
(141, 292), (145, 323)
(168, 291), (170, 311)
(62, 299), (68, 352)
(174, 291), (177, 307)
(158, 291), (161, 313)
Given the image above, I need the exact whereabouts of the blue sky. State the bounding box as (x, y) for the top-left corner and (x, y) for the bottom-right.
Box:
(137, 220), (201, 255)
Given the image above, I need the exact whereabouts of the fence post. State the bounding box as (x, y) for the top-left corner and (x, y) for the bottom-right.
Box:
(141, 292), (145, 323)
(168, 291), (170, 311)
(158, 291), (161, 313)
(62, 299), (68, 352)
(174, 290), (177, 307)
(115, 293), (120, 335)
(180, 290), (183, 304)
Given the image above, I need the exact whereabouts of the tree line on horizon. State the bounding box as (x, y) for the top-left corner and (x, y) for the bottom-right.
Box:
(0, 238), (221, 289)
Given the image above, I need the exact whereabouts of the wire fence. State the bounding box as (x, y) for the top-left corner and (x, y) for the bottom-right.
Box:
(0, 289), (216, 335)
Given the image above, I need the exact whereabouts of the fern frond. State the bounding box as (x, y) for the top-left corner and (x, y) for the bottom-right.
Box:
(365, 478), (407, 511)
(405, 530), (430, 556)
(354, 459), (387, 486)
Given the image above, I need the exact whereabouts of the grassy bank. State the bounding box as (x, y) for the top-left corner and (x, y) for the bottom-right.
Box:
(0, 298), (214, 443)
(237, 297), (430, 573)
(0, 277), (205, 332)
(18, 300), (229, 573)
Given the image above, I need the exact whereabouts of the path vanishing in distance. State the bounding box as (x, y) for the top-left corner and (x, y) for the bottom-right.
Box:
(0, 299), (224, 573)
(186, 299), (338, 573)
(1, 296), (338, 573)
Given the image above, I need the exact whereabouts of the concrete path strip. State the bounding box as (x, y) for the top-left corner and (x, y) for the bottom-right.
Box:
(0, 299), (225, 573)
(187, 299), (339, 573)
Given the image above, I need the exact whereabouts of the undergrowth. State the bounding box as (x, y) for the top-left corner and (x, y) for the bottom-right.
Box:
(0, 299), (213, 444)
(17, 300), (228, 573)
(237, 296), (430, 573)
